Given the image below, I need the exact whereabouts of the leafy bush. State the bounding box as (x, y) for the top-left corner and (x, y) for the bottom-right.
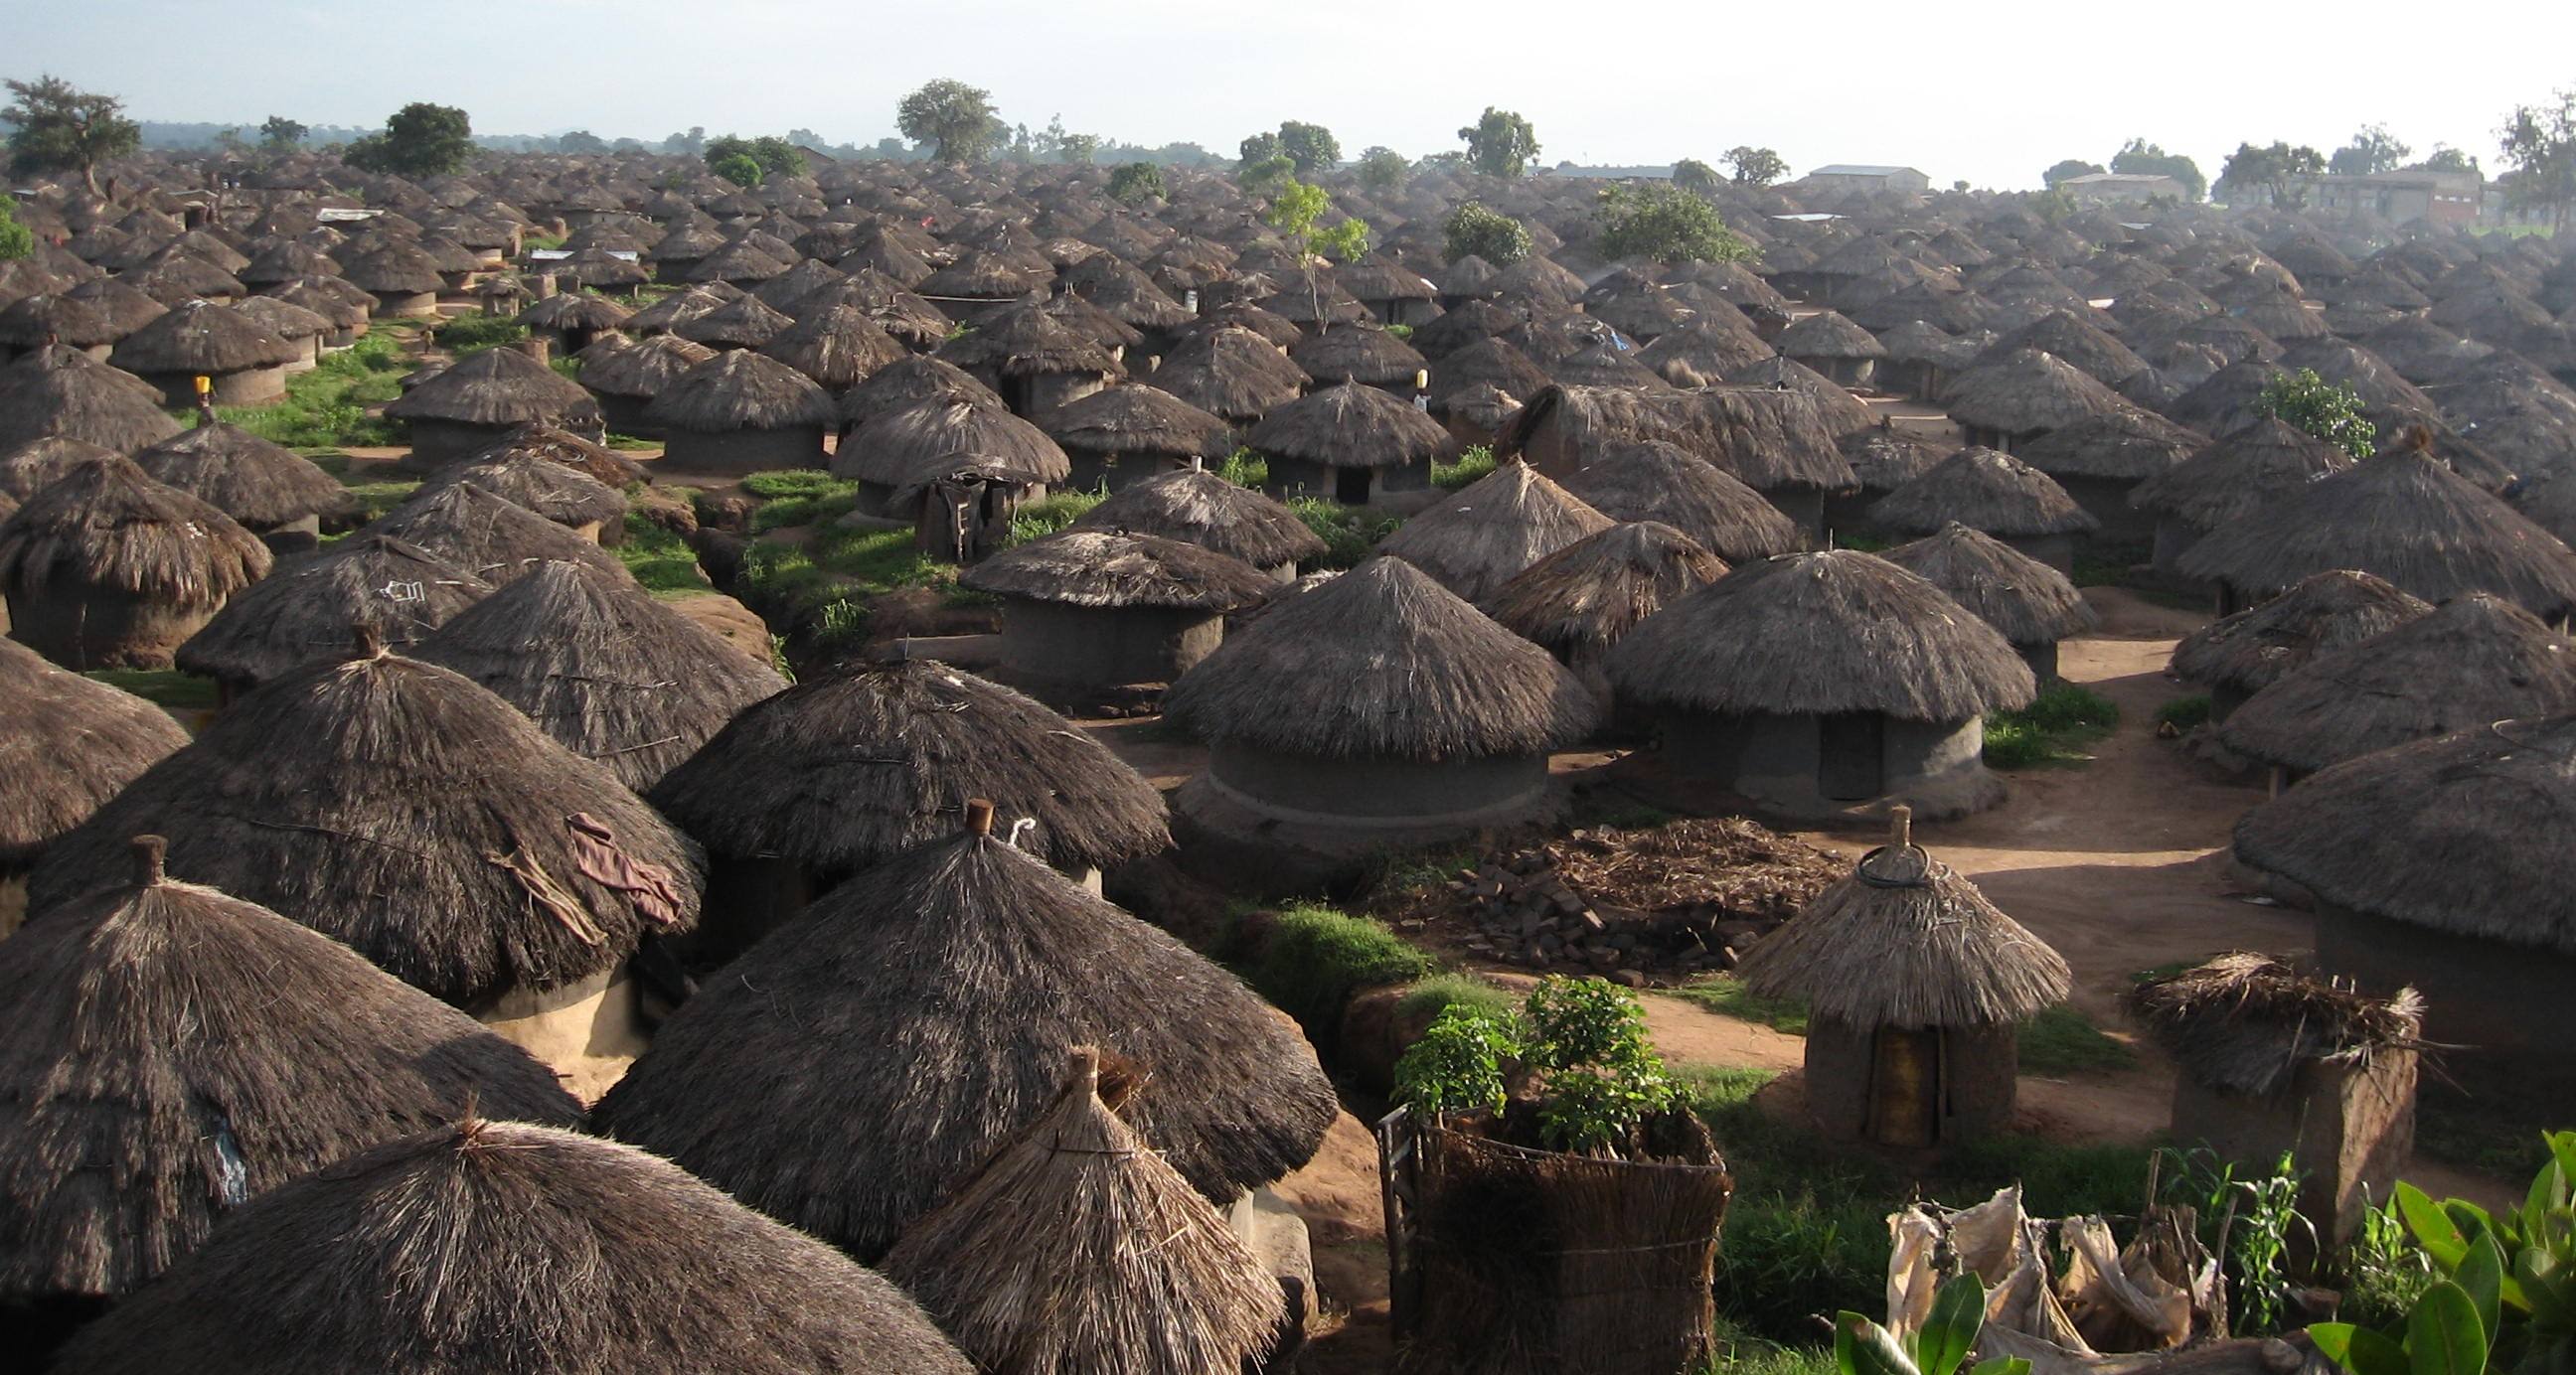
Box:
(84, 668), (218, 711)
(0, 197), (32, 260)
(2163, 1146), (2313, 1333)
(1834, 1275), (2029, 1375)
(2257, 368), (2377, 461)
(1245, 903), (1433, 1037)
(1395, 975), (1681, 1154)
(747, 474), (862, 533)
(1432, 446), (1497, 491)
(430, 315), (527, 355)
(1393, 1004), (1521, 1116)
(704, 133), (807, 182)
(1443, 202), (1531, 266)
(2339, 1190), (2438, 1331)
(1106, 161), (1164, 205)
(1215, 448), (1268, 488)
(1595, 183), (1756, 265)
(1289, 498), (1399, 569)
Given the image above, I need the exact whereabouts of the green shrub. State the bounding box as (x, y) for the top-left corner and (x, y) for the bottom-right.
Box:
(1215, 448), (1268, 488)
(1288, 498), (1398, 569)
(1432, 445), (1497, 492)
(1443, 202), (1531, 266)
(2257, 368), (2376, 461)
(1394, 975), (1681, 1153)
(2156, 695), (2212, 730)
(430, 315), (528, 355)
(1243, 903), (1433, 1037)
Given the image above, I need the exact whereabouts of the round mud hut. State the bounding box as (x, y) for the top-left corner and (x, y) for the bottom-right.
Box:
(1376, 459), (1614, 603)
(2013, 405), (2210, 542)
(0, 639), (189, 928)
(174, 533), (492, 698)
(1775, 309), (1887, 386)
(960, 531), (1275, 699)
(1246, 381), (1456, 506)
(1942, 349), (2128, 451)
(1147, 324), (1312, 425)
(1558, 439), (1807, 565)
(0, 436), (119, 502)
(576, 332), (714, 438)
(1882, 523), (2097, 683)
(0, 454), (272, 669)
(758, 302), (907, 395)
(836, 397), (1070, 562)
(1038, 383), (1233, 494)
(516, 289), (631, 358)
(403, 443), (629, 544)
(1604, 550), (2036, 821)
(0, 345), (183, 455)
(1734, 810), (2072, 1146)
(1065, 464), (1327, 581)
(0, 838), (583, 1363)
(105, 300), (299, 408)
(133, 416), (359, 554)
(366, 480), (629, 586)
(1483, 520), (1728, 703)
(2127, 417), (2355, 583)
(2169, 569), (2433, 723)
(1868, 446), (2100, 574)
(385, 345), (604, 471)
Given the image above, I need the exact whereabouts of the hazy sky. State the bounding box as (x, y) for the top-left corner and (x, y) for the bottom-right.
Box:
(5, 0), (2570, 190)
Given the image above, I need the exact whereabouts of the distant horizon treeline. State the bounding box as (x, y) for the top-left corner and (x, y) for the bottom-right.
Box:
(121, 119), (1240, 167)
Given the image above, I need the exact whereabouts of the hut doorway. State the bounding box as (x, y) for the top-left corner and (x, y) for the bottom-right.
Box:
(1819, 712), (1885, 801)
(1867, 1027), (1941, 1147)
(1335, 466), (1372, 506)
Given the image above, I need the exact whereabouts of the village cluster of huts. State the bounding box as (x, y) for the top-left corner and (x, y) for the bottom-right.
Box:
(0, 133), (2569, 1370)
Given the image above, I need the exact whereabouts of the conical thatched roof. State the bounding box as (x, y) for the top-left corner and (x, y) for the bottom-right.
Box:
(643, 348), (836, 434)
(1635, 314), (1779, 383)
(574, 331), (715, 399)
(50, 1119), (974, 1375)
(1483, 521), (1728, 664)
(647, 660), (1169, 876)
(27, 643), (706, 1005)
(1776, 310), (1887, 361)
(1941, 348), (2127, 437)
(1247, 381), (1455, 471)
(2178, 452), (2576, 617)
(1039, 383), (1232, 462)
(1837, 424), (1948, 491)
(133, 421), (359, 529)
(591, 817), (1337, 1260)
(0, 434), (121, 500)
(2014, 405), (2209, 482)
(2170, 569), (2432, 697)
(0, 453), (272, 611)
(836, 354), (1007, 433)
(937, 302), (1126, 381)
(962, 530), (1275, 612)
(2215, 593), (2576, 773)
(1734, 820), (2070, 1027)
(106, 299), (299, 376)
(0, 292), (122, 350)
(367, 480), (628, 586)
(1377, 459), (1613, 602)
(883, 1047), (1284, 1375)
(516, 290), (631, 334)
(758, 302), (908, 391)
(413, 560), (786, 791)
(0, 838), (583, 1306)
(1163, 556), (1599, 760)
(384, 345), (602, 431)
(1605, 549), (2037, 720)
(1428, 334), (1551, 407)
(2130, 953), (2421, 1099)
(1291, 322), (1428, 387)
(673, 291), (796, 350)
(1882, 523), (2096, 647)
(836, 395), (1069, 489)
(406, 446), (629, 533)
(0, 345), (183, 454)
(2127, 416), (2354, 534)
(176, 534), (492, 689)
(1559, 439), (1806, 562)
(1870, 446), (2099, 538)
(1066, 465), (1326, 571)
(1146, 325), (1311, 423)
(0, 640), (189, 872)
(2233, 713), (2576, 956)
(449, 421), (649, 488)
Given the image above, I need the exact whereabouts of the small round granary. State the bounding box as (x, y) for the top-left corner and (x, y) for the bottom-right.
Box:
(1066, 465), (1327, 581)
(1162, 557), (1600, 881)
(962, 530), (1275, 697)
(1604, 549), (2036, 821)
(385, 345), (604, 471)
(1734, 811), (2071, 1147)
(646, 349), (835, 474)
(0, 454), (272, 669)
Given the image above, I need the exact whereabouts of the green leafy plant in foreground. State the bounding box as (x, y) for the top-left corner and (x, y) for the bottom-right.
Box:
(1395, 976), (1680, 1155)
(1836, 1275), (2029, 1375)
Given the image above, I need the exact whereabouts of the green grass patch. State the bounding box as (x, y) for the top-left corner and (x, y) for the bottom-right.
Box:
(1289, 497), (1399, 570)
(2072, 552), (2128, 588)
(602, 433), (659, 450)
(1832, 533), (1889, 552)
(1697, 1324), (1838, 1375)
(550, 357), (583, 382)
(85, 668), (219, 711)
(1985, 682), (2119, 768)
(745, 473), (864, 533)
(1431, 445), (1496, 492)
(1006, 488), (1107, 546)
(1672, 978), (1811, 1035)
(1394, 971), (1519, 1024)
(741, 471), (855, 500)
(1239, 902), (1433, 1038)
(430, 316), (528, 355)
(615, 514), (709, 595)
(1383, 322), (1414, 342)
(338, 477), (420, 523)
(523, 232), (567, 252)
(2155, 695), (2211, 731)
(2018, 1004), (2137, 1075)
(209, 330), (410, 450)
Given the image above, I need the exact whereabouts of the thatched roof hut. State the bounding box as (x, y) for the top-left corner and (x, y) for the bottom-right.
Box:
(673, 291), (796, 351)
(2132, 954), (2420, 1101)
(1039, 383), (1232, 492)
(0, 435), (120, 500)
(0, 345), (183, 455)
(2128, 415), (2354, 543)
(836, 394), (1069, 501)
(836, 354), (1007, 435)
(0, 640), (188, 874)
(0, 453), (273, 669)
(1557, 439), (1806, 563)
(368, 480), (628, 586)
(106, 300), (299, 408)
(1375, 459), (1613, 602)
(2216, 593), (2576, 775)
(406, 443), (629, 541)
(1245, 381), (1455, 504)
(448, 421), (648, 488)
(645, 349), (835, 472)
(27, 640), (705, 1007)
(591, 811), (1337, 1261)
(1868, 446), (2098, 569)
(1066, 465), (1326, 578)
(1483, 520), (1727, 671)
(414, 559), (785, 790)
(883, 1047), (1285, 1375)
(961, 528), (1276, 691)
(2015, 405), (2208, 482)
(1775, 309), (1887, 385)
(2170, 570), (2432, 719)
(758, 302), (907, 392)
(132, 419), (359, 547)
(1146, 324), (1312, 424)
(175, 534), (492, 693)
(936, 301), (1126, 414)
(1941, 348), (2127, 448)
(1734, 812), (2069, 1144)
(517, 289), (632, 355)
(1290, 322), (1428, 390)
(0, 292), (123, 356)
(1882, 523), (2096, 679)
(49, 1119), (973, 1375)
(2177, 451), (2576, 619)
(385, 345), (603, 468)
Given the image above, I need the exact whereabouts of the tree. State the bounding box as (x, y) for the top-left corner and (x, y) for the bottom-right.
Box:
(2, 76), (141, 195)
(2257, 369), (2376, 461)
(2329, 123), (2411, 177)
(1443, 202), (1530, 265)
(1267, 121), (1339, 176)
(0, 199), (34, 261)
(1594, 183), (1752, 266)
(343, 102), (474, 178)
(705, 134), (806, 182)
(897, 78), (1002, 163)
(2415, 145), (2482, 175)
(1458, 107), (1540, 178)
(2041, 158), (2105, 189)
(709, 152), (762, 188)
(662, 126), (707, 156)
(1057, 131), (1100, 165)
(1106, 162), (1165, 206)
(1724, 145), (1787, 186)
(1266, 177), (1367, 263)
(258, 116), (307, 151)
(1671, 158), (1720, 196)
(1356, 146), (1409, 195)
(2110, 137), (2206, 200)
(557, 129), (607, 154)
(1238, 129), (1281, 167)
(2215, 141), (2323, 206)
(1239, 153), (1295, 199)
(2499, 89), (2576, 230)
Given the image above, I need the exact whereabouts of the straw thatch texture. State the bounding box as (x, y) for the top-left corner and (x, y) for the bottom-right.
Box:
(366, 481), (628, 586)
(1247, 381), (1456, 470)
(106, 300), (298, 376)
(962, 531), (1275, 611)
(837, 355), (1007, 433)
(0, 454), (271, 606)
(1067, 466), (1327, 571)
(2015, 406), (2209, 482)
(49, 1119), (974, 1375)
(0, 436), (120, 501)
(2233, 713), (2576, 956)
(2177, 453), (2576, 617)
(383, 346), (601, 430)
(1040, 384), (1232, 461)
(1837, 426), (1948, 492)
(175, 535), (492, 689)
(2130, 953), (2422, 1098)
(674, 292), (795, 350)
(451, 423), (650, 488)
(1941, 349), (2127, 437)
(647, 660), (1169, 875)
(1163, 557), (1600, 760)
(2169, 570), (2432, 696)
(516, 290), (631, 334)
(406, 449), (628, 532)
(1605, 550), (2036, 719)
(0, 346), (183, 454)
(645, 349), (836, 433)
(1735, 840), (2070, 1026)
(1777, 310), (1886, 361)
(2127, 417), (2354, 534)
(1870, 447), (2098, 538)
(758, 302), (907, 391)
(1147, 326), (1311, 423)
(591, 826), (1337, 1259)
(882, 1049), (1285, 1375)
(413, 560), (786, 790)
(1483, 521), (1728, 664)
(1291, 323), (1429, 387)
(1378, 460), (1615, 602)
(1881, 524), (2095, 647)
(0, 640), (189, 871)
(2215, 593), (2576, 773)
(133, 422), (359, 530)
(837, 396), (1070, 489)
(937, 304), (1126, 381)
(27, 646), (706, 1004)
(0, 840), (583, 1305)
(574, 332), (714, 398)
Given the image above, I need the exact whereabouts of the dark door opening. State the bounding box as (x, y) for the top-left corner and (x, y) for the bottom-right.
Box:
(1335, 466), (1372, 507)
(1818, 711), (1885, 801)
